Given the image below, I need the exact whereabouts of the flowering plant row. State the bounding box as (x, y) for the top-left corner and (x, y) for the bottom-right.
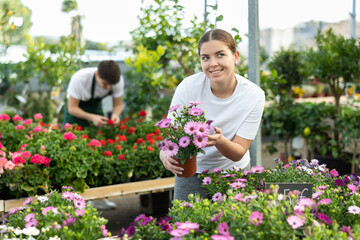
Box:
(0, 187), (110, 239)
(119, 159), (360, 239)
(0, 111), (171, 199)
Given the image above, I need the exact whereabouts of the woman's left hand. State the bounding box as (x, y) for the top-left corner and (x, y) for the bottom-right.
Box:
(206, 127), (224, 147)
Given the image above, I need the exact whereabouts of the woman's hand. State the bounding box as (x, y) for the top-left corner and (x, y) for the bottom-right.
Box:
(206, 127), (225, 147)
(160, 151), (184, 176)
(91, 114), (108, 127)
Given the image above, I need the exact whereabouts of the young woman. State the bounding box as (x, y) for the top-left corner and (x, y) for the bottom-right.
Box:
(160, 29), (265, 201)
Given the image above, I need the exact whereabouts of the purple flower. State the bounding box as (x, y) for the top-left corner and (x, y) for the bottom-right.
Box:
(159, 118), (172, 128)
(175, 221), (199, 230)
(317, 213), (332, 225)
(169, 228), (190, 237)
(23, 197), (33, 206)
(134, 214), (146, 224)
(24, 213), (36, 223)
(184, 121), (198, 135)
(249, 211), (263, 226)
(348, 205), (360, 214)
(126, 225), (136, 237)
(287, 215), (305, 229)
(141, 216), (155, 226)
(168, 104), (180, 112)
(178, 136), (190, 148)
(210, 210), (223, 222)
(329, 169), (339, 177)
(212, 192), (225, 203)
(182, 202), (193, 208)
(189, 107), (203, 116)
(193, 135), (208, 148)
(25, 219), (38, 228)
(62, 191), (75, 201)
(218, 222), (230, 236)
(202, 177), (212, 185)
(163, 140), (179, 157)
(201, 169), (210, 174)
(212, 168), (222, 174)
(317, 198), (331, 206)
(334, 178), (345, 187)
(340, 226), (353, 236)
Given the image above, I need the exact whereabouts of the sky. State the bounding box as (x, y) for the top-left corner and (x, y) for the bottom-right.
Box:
(21, 0), (358, 44)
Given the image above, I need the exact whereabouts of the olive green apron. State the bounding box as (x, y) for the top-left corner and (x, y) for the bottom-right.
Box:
(62, 75), (112, 127)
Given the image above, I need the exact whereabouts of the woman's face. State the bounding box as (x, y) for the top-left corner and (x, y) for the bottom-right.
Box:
(199, 40), (239, 85)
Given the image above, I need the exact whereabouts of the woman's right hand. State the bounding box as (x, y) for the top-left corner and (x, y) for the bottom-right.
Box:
(91, 114), (108, 127)
(160, 151), (184, 176)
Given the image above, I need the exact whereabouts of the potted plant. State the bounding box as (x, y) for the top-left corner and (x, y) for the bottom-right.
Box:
(155, 101), (212, 177)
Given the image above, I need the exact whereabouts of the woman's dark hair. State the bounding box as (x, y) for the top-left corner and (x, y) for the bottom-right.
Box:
(198, 29), (236, 55)
(97, 60), (121, 84)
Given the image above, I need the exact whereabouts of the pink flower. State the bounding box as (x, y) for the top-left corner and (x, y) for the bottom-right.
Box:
(329, 169), (339, 177)
(194, 122), (210, 137)
(42, 206), (58, 215)
(317, 198), (331, 206)
(15, 125), (25, 131)
(168, 104), (180, 112)
(64, 131), (77, 140)
(175, 222), (200, 230)
(249, 211), (263, 226)
(348, 205), (360, 214)
(64, 123), (73, 130)
(25, 219), (38, 228)
(163, 140), (179, 157)
(298, 198), (316, 208)
(218, 222), (230, 236)
(0, 113), (10, 121)
(73, 198), (86, 209)
(33, 113), (43, 121)
(193, 135), (208, 148)
(250, 165), (265, 173)
(24, 213), (36, 222)
(75, 209), (85, 216)
(202, 177), (212, 185)
(229, 181), (246, 189)
(312, 191), (324, 199)
(184, 121), (198, 135)
(347, 184), (358, 192)
(317, 213), (332, 225)
(210, 210), (223, 222)
(188, 101), (203, 107)
(189, 107), (203, 116)
(4, 161), (15, 170)
(101, 225), (109, 237)
(88, 139), (101, 147)
(287, 215), (305, 229)
(179, 136), (191, 148)
(12, 156), (25, 165)
(169, 228), (190, 237)
(62, 191), (75, 201)
(159, 118), (172, 128)
(23, 119), (32, 125)
(12, 114), (23, 122)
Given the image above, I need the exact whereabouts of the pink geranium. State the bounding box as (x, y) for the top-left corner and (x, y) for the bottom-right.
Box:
(12, 114), (23, 122)
(0, 113), (10, 121)
(23, 119), (33, 125)
(33, 113), (43, 121)
(15, 125), (25, 131)
(64, 131), (77, 141)
(88, 139), (101, 147)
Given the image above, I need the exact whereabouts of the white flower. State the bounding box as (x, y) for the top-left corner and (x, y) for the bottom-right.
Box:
(37, 196), (48, 202)
(306, 168), (313, 175)
(22, 227), (40, 236)
(13, 228), (23, 235)
(278, 194), (284, 201)
(0, 225), (8, 231)
(49, 236), (61, 240)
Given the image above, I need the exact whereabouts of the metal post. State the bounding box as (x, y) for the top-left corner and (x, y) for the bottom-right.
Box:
(350, 0), (357, 38)
(248, 0), (262, 167)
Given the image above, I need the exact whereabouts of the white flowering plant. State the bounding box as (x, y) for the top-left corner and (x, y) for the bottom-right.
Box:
(155, 101), (212, 165)
(0, 187), (111, 240)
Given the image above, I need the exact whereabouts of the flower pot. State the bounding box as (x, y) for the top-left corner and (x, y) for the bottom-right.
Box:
(173, 155), (197, 178)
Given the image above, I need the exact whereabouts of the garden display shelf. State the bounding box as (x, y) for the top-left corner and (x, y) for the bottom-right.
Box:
(0, 177), (175, 214)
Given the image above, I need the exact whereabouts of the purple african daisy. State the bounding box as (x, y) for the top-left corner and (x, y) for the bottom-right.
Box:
(194, 122), (210, 137)
(189, 107), (203, 116)
(193, 135), (208, 148)
(334, 178), (345, 187)
(24, 213), (36, 223)
(348, 205), (360, 214)
(218, 222), (230, 235)
(168, 104), (180, 112)
(73, 198), (86, 209)
(210, 210), (223, 222)
(159, 118), (172, 128)
(202, 177), (212, 185)
(23, 197), (33, 206)
(249, 211), (263, 226)
(179, 136), (191, 148)
(188, 101), (203, 107)
(184, 121), (198, 135)
(317, 198), (331, 206)
(287, 215), (305, 229)
(212, 192), (224, 203)
(317, 213), (332, 225)
(62, 191), (75, 201)
(25, 219), (38, 228)
(229, 181), (246, 189)
(169, 228), (190, 237)
(175, 222), (199, 230)
(163, 140), (179, 157)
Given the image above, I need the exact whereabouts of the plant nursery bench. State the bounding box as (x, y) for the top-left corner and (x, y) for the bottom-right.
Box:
(0, 177), (175, 214)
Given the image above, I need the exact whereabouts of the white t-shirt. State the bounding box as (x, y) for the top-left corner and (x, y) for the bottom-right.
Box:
(168, 72), (265, 172)
(66, 67), (124, 100)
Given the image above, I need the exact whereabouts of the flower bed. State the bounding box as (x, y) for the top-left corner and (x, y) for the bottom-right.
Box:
(0, 111), (171, 199)
(0, 187), (110, 239)
(118, 159), (360, 239)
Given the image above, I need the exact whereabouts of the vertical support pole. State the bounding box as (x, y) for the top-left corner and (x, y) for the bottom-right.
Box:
(248, 0), (262, 167)
(350, 0), (357, 39)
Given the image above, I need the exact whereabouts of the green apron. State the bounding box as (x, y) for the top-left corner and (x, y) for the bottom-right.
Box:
(62, 75), (112, 127)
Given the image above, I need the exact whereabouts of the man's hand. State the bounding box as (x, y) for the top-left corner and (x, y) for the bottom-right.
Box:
(91, 115), (109, 127)
(159, 151), (184, 176)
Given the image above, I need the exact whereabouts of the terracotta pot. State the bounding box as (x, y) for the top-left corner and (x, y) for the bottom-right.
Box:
(173, 155), (197, 178)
